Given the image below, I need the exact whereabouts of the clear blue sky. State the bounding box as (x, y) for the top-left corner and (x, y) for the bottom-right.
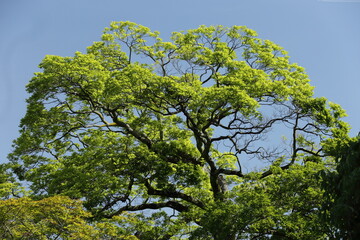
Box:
(1, 0), (359, 163)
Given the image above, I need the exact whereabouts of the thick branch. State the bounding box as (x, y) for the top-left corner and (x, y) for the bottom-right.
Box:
(218, 168), (244, 177)
(104, 201), (189, 218)
(145, 181), (205, 209)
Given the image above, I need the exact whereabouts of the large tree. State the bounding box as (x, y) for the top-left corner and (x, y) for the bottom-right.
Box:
(8, 21), (350, 239)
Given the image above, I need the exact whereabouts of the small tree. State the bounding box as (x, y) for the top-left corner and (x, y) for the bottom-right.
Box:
(9, 21), (350, 239)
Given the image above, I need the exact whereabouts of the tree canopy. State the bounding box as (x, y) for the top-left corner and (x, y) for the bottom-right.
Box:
(7, 21), (351, 239)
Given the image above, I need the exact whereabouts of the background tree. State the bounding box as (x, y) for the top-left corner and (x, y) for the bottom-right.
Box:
(0, 165), (140, 239)
(0, 196), (98, 239)
(321, 136), (360, 239)
(8, 21), (350, 239)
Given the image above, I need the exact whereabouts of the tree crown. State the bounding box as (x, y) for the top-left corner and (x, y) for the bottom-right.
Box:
(8, 21), (351, 239)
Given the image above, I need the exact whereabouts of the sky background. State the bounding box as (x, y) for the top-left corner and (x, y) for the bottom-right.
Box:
(1, 0), (359, 164)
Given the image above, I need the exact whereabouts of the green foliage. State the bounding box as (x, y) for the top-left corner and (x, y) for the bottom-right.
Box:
(7, 21), (350, 239)
(0, 196), (96, 239)
(0, 163), (23, 199)
(322, 137), (360, 239)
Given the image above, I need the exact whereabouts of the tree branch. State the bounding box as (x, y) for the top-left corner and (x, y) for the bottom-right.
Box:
(104, 201), (189, 218)
(145, 181), (205, 209)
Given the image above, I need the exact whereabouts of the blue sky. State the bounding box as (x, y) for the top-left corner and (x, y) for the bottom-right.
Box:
(1, 0), (359, 163)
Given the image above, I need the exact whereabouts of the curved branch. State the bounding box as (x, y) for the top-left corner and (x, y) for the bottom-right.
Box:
(145, 181), (205, 209)
(104, 201), (189, 218)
